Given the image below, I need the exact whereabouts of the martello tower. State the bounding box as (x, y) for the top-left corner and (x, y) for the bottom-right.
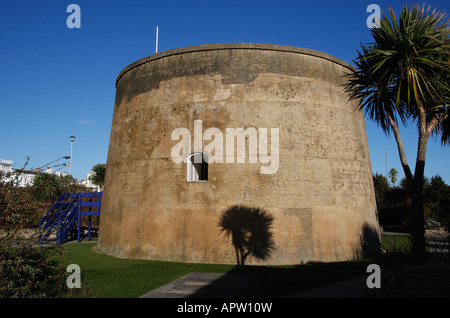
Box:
(97, 43), (381, 265)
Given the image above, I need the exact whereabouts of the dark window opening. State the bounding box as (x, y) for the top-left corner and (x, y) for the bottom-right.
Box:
(187, 152), (208, 182)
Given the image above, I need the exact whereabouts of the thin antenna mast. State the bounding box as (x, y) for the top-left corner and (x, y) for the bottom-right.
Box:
(385, 153), (388, 185)
(155, 26), (159, 53)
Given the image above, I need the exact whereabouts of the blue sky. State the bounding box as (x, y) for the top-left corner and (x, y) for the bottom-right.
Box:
(0, 0), (449, 184)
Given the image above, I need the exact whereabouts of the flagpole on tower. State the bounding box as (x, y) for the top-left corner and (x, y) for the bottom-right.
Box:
(155, 26), (159, 54)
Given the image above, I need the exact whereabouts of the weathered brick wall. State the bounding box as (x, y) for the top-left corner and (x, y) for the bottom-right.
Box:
(98, 43), (381, 265)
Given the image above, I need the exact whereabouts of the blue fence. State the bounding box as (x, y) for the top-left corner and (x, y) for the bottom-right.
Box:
(38, 192), (102, 245)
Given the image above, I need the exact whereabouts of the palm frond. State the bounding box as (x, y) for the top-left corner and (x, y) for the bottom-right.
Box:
(344, 3), (449, 144)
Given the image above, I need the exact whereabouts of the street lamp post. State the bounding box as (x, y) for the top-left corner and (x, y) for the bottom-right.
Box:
(69, 136), (76, 175)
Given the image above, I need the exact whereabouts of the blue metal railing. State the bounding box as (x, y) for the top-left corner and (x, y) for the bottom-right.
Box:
(38, 192), (102, 245)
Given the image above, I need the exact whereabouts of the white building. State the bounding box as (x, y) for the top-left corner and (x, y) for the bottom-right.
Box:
(15, 172), (36, 187)
(0, 159), (68, 187)
(81, 170), (101, 191)
(0, 159), (13, 174)
(0, 168), (36, 187)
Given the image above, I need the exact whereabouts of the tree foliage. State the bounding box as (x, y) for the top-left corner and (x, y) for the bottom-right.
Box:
(1, 174), (61, 297)
(1, 160), (91, 297)
(346, 5), (449, 141)
(389, 168), (398, 186)
(377, 173), (450, 232)
(425, 175), (450, 229)
(373, 173), (389, 211)
(89, 164), (106, 189)
(345, 4), (449, 264)
(31, 173), (86, 202)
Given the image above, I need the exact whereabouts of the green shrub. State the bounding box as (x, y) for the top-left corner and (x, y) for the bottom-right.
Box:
(0, 179), (63, 297)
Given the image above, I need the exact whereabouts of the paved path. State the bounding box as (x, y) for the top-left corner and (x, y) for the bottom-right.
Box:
(140, 272), (255, 298)
(286, 276), (375, 298)
(139, 272), (374, 298)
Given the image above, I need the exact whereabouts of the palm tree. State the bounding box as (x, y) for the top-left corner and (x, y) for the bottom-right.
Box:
(389, 168), (398, 187)
(345, 4), (449, 264)
(89, 164), (106, 191)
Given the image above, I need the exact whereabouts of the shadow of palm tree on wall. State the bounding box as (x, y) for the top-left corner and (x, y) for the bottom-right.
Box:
(219, 205), (275, 265)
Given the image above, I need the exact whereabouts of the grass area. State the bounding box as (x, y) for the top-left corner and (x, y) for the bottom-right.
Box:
(380, 233), (411, 254)
(55, 240), (382, 298)
(56, 242), (234, 298)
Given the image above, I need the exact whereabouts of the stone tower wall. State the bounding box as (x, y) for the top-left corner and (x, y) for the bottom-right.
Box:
(97, 43), (380, 265)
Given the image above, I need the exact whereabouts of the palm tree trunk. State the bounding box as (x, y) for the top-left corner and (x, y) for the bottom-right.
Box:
(410, 105), (438, 265)
(387, 112), (428, 264)
(387, 113), (414, 186)
(411, 158), (426, 264)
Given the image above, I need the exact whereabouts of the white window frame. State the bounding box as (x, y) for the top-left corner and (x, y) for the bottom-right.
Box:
(187, 152), (208, 182)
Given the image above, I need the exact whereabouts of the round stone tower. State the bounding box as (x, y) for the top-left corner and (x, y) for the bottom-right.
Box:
(97, 43), (381, 265)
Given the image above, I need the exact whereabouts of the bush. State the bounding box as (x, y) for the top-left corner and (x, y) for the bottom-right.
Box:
(425, 175), (450, 230)
(0, 163), (91, 297)
(0, 245), (61, 297)
(32, 173), (90, 203)
(0, 178), (62, 297)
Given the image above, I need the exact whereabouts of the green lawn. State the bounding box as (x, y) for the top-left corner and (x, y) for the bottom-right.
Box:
(55, 241), (382, 298)
(380, 233), (411, 254)
(57, 242), (234, 297)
